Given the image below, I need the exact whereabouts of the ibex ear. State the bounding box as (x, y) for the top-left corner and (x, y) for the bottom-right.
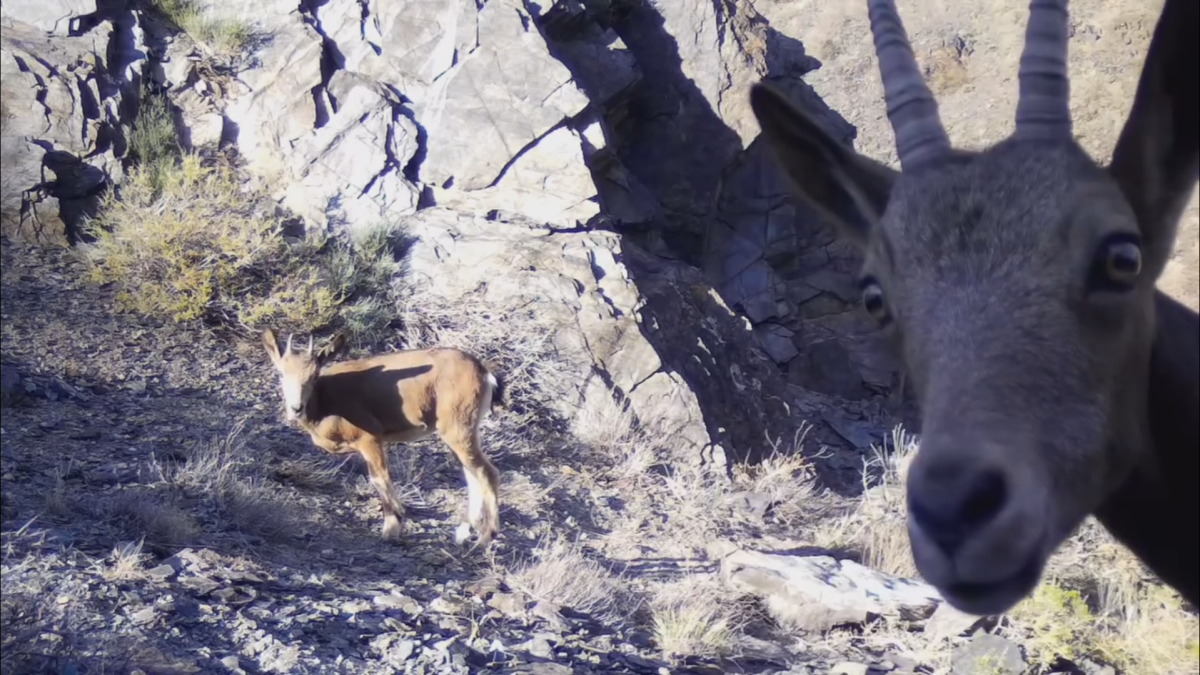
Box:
(1107, 0), (1198, 280)
(749, 83), (898, 247)
(261, 329), (282, 363)
(317, 333), (347, 365)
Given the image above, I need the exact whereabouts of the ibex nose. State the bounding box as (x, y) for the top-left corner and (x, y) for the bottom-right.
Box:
(907, 459), (1009, 556)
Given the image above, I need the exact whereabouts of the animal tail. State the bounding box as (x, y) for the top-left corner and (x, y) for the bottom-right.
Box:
(484, 365), (508, 413)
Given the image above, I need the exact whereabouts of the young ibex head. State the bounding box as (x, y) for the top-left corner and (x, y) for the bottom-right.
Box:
(752, 0), (1195, 614)
(262, 330), (345, 421)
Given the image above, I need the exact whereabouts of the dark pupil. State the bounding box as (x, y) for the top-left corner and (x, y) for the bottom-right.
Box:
(1111, 250), (1135, 272)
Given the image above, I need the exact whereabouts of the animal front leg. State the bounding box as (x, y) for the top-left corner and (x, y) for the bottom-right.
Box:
(354, 438), (406, 541)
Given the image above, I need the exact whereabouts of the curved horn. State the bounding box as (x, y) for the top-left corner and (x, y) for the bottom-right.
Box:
(307, 335), (314, 356)
(285, 333), (295, 354)
(1015, 0), (1072, 140)
(867, 0), (950, 170)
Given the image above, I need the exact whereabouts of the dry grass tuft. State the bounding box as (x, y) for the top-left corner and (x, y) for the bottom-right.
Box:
(648, 573), (754, 663)
(99, 489), (202, 549)
(730, 425), (819, 528)
(812, 425), (918, 577)
(1003, 568), (1199, 674)
(505, 535), (635, 625)
(498, 471), (556, 520)
(602, 425), (819, 557)
(1005, 583), (1098, 671)
(160, 419), (304, 543)
(128, 91), (179, 186)
(94, 539), (151, 582)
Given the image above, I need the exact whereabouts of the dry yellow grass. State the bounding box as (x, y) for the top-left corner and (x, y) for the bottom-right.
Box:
(812, 425), (919, 577)
(93, 540), (151, 582)
(505, 535), (635, 625)
(648, 573), (754, 663)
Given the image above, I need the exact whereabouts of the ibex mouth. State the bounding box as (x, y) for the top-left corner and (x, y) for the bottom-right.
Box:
(940, 549), (1046, 616)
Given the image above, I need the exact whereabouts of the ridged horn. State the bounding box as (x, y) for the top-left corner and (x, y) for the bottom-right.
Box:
(867, 0), (951, 170)
(1015, 0), (1072, 140)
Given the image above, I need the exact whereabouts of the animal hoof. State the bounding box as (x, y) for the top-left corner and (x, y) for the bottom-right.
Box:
(453, 522), (473, 546)
(382, 517), (403, 541)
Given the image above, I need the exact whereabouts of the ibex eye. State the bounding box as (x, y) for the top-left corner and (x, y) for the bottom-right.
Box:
(1089, 234), (1142, 293)
(859, 277), (890, 325)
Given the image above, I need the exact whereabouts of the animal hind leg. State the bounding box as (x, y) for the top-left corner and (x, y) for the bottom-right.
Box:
(354, 437), (406, 540)
(440, 429), (500, 547)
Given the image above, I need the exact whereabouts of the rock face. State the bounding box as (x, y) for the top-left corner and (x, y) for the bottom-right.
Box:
(1, 7), (143, 245)
(0, 0), (919, 472)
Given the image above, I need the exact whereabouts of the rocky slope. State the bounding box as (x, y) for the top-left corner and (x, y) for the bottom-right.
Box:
(2, 0), (1197, 673)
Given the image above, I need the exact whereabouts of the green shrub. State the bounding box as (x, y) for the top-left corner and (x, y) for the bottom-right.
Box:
(149, 0), (253, 56)
(81, 153), (402, 341)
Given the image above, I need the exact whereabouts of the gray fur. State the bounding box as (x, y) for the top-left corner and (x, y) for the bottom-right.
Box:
(749, 0), (1198, 616)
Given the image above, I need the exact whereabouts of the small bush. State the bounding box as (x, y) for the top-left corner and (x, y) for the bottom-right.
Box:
(81, 153), (402, 339)
(1007, 583), (1097, 671)
(150, 0), (253, 56)
(128, 92), (178, 168)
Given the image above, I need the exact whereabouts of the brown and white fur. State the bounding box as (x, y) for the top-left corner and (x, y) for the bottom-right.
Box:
(749, 0), (1197, 615)
(261, 330), (504, 547)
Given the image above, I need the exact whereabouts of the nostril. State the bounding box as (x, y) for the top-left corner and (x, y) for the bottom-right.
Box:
(909, 467), (1010, 556)
(961, 470), (1007, 528)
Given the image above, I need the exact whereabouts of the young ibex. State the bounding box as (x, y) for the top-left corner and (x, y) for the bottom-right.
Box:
(261, 330), (504, 547)
(750, 0), (1197, 615)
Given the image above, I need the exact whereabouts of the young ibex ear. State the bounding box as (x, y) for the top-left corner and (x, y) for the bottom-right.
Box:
(1107, 0), (1198, 281)
(261, 329), (282, 363)
(749, 83), (899, 246)
(317, 333), (347, 366)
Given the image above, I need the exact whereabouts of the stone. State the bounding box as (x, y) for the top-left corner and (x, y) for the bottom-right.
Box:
(403, 209), (716, 462)
(222, 11), (323, 178)
(487, 591), (530, 619)
(721, 549), (942, 633)
(949, 634), (1027, 675)
(828, 663), (870, 675)
(431, 125), (600, 229)
(924, 602), (987, 642)
(756, 323), (800, 364)
(281, 71), (420, 231)
(0, 364), (22, 407)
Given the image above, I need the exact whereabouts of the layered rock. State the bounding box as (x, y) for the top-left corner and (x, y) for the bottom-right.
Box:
(1, 7), (143, 245)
